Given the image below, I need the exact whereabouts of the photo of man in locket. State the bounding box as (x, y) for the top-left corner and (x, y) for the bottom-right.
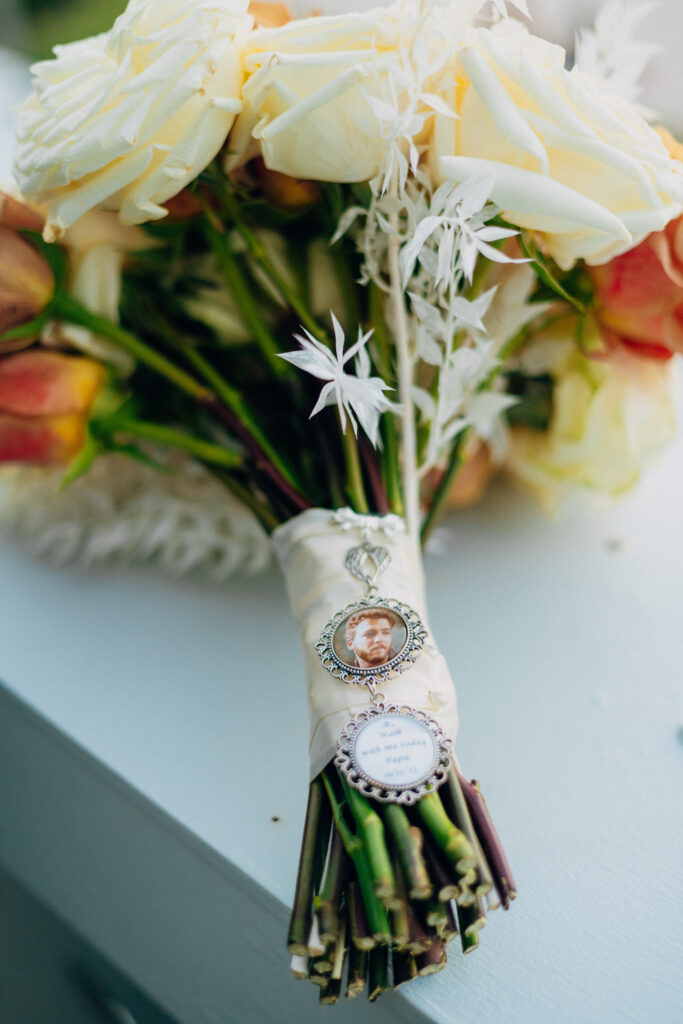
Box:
(333, 606), (408, 670)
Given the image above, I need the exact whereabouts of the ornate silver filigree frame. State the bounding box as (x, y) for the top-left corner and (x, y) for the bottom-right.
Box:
(315, 596), (428, 688)
(335, 703), (452, 804)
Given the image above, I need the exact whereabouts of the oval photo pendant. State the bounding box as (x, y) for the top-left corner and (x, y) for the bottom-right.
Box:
(336, 704), (451, 805)
(316, 597), (428, 688)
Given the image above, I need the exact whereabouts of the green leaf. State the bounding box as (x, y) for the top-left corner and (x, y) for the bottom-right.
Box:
(58, 432), (102, 491)
(504, 371), (554, 432)
(518, 231), (587, 314)
(0, 310), (50, 345)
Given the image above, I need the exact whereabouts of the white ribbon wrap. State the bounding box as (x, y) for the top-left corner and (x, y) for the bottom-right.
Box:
(273, 508), (460, 781)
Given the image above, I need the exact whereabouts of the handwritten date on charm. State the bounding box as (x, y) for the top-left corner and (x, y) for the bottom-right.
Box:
(336, 706), (451, 804)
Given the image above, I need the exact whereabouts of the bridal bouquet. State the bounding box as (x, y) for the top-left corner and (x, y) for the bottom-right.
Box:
(2, 0), (682, 1004)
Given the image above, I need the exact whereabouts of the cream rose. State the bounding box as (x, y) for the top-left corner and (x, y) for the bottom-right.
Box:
(505, 326), (677, 511)
(433, 20), (683, 269)
(226, 3), (433, 182)
(14, 0), (252, 238)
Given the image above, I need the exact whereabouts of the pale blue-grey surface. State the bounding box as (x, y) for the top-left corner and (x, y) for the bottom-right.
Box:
(1, 426), (682, 1022)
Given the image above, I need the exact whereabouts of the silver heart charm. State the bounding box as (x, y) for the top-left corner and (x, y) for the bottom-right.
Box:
(344, 542), (391, 590)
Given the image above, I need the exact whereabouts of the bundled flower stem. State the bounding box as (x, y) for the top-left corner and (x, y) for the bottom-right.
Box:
(288, 765), (514, 1001)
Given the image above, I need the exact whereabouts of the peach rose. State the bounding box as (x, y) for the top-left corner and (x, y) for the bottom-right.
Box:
(589, 215), (683, 358)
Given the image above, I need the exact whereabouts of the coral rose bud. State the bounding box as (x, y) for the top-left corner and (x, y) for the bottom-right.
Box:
(0, 226), (55, 344)
(589, 216), (683, 358)
(0, 351), (104, 466)
(0, 413), (88, 465)
(0, 350), (105, 417)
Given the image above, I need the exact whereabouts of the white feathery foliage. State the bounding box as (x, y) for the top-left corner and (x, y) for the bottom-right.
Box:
(574, 0), (660, 118)
(0, 452), (271, 579)
(335, 1), (532, 481)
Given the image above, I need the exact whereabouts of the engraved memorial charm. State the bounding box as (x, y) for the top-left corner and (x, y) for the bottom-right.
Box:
(335, 704), (451, 804)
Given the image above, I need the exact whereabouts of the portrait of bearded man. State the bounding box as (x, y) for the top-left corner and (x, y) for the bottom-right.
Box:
(340, 607), (405, 669)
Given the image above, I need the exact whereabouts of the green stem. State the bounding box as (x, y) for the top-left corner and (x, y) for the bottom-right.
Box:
(321, 771), (391, 943)
(316, 829), (347, 946)
(367, 946), (389, 1002)
(442, 770), (493, 899)
(213, 471), (281, 533)
(107, 418), (242, 471)
(419, 431), (467, 548)
(415, 791), (476, 875)
(54, 292), (210, 402)
(201, 219), (285, 378)
(342, 429), (369, 514)
(369, 283), (403, 517)
(181, 345), (305, 497)
(54, 291), (309, 510)
(339, 776), (396, 906)
(214, 179), (325, 341)
(346, 943), (367, 997)
(389, 853), (410, 947)
(380, 804), (431, 900)
(288, 778), (326, 956)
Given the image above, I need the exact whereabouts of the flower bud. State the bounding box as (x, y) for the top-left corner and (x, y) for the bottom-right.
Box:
(0, 192), (45, 233)
(0, 225), (55, 347)
(0, 350), (105, 417)
(588, 215), (683, 358)
(0, 413), (88, 465)
(0, 350), (105, 466)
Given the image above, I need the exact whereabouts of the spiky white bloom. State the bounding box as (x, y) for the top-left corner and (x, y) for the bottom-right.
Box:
(279, 313), (395, 446)
(400, 177), (520, 289)
(0, 451), (270, 578)
(574, 0), (660, 117)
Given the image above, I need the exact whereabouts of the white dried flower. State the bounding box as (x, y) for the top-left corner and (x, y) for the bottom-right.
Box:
(279, 313), (395, 446)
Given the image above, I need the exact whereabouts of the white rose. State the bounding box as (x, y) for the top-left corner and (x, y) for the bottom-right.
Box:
(505, 328), (677, 511)
(433, 21), (683, 269)
(14, 0), (252, 238)
(226, 3), (427, 182)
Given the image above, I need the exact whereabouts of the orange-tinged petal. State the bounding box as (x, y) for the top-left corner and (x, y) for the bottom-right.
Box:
(447, 442), (495, 508)
(249, 1), (293, 28)
(655, 126), (683, 164)
(0, 413), (86, 465)
(0, 226), (55, 335)
(591, 242), (680, 318)
(0, 351), (105, 417)
(0, 192), (45, 233)
(162, 188), (204, 221)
